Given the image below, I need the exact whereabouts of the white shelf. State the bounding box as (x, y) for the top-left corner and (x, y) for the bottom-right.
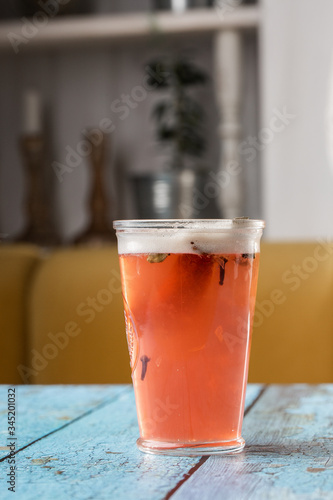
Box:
(0, 6), (260, 52)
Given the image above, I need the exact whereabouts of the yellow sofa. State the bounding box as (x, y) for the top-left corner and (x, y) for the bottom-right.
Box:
(27, 246), (130, 384)
(0, 245), (41, 384)
(249, 241), (333, 383)
(1, 241), (333, 384)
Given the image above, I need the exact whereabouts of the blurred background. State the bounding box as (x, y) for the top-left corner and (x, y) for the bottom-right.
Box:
(1, 0), (333, 384)
(0, 0), (260, 243)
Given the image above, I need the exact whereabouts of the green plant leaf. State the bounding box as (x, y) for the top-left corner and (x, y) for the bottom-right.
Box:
(146, 61), (171, 88)
(157, 125), (176, 141)
(178, 127), (206, 156)
(174, 60), (208, 86)
(152, 101), (172, 120)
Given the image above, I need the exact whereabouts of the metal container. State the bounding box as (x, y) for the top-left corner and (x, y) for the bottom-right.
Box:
(152, 0), (194, 12)
(131, 169), (220, 219)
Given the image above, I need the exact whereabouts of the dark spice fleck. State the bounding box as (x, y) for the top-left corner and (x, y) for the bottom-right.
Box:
(242, 253), (255, 259)
(140, 355), (151, 381)
(190, 241), (208, 255)
(219, 257), (228, 285)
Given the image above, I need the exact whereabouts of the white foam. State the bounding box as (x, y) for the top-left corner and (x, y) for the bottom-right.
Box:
(116, 230), (262, 255)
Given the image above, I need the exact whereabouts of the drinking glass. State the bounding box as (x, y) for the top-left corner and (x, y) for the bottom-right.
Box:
(113, 219), (265, 456)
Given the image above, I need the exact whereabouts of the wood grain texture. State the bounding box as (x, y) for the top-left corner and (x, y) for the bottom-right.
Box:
(0, 389), (197, 500)
(0, 385), (128, 460)
(0, 384), (263, 499)
(172, 385), (333, 499)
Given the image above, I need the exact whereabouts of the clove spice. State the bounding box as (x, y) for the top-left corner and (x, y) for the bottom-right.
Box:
(218, 257), (228, 286)
(140, 355), (151, 381)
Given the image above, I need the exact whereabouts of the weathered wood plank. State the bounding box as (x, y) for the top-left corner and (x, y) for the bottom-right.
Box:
(243, 384), (264, 415)
(0, 384), (263, 499)
(0, 385), (128, 460)
(0, 389), (198, 500)
(172, 385), (333, 499)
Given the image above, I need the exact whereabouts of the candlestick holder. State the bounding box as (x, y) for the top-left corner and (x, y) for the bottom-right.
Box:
(74, 131), (116, 245)
(16, 134), (59, 246)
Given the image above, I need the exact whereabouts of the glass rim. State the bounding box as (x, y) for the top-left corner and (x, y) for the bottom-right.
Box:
(113, 218), (265, 231)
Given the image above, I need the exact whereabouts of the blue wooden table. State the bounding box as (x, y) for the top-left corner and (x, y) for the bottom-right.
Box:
(0, 384), (332, 499)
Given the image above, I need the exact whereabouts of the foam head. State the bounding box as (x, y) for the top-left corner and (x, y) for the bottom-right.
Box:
(113, 219), (265, 255)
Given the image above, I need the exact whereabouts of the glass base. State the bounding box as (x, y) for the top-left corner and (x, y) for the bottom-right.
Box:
(137, 437), (245, 457)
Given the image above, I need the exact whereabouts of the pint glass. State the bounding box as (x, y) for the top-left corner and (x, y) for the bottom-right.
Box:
(113, 219), (264, 456)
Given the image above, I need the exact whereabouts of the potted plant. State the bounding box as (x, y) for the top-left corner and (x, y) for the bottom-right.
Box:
(132, 55), (218, 219)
